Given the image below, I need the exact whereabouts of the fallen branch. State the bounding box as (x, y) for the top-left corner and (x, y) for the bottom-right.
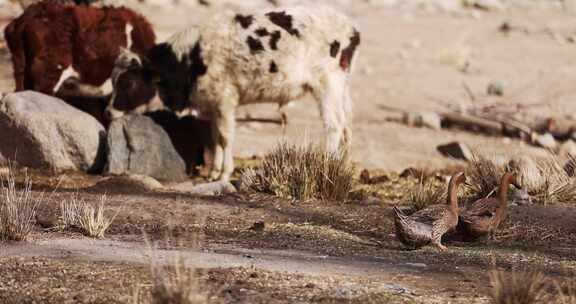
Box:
(440, 111), (504, 134)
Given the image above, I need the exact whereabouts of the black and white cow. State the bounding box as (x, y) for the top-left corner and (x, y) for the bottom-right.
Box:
(106, 6), (361, 182)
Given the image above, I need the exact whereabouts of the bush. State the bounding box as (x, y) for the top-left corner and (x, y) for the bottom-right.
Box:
(244, 142), (354, 201)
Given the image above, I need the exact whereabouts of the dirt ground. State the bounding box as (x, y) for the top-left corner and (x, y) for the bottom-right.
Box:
(2, 0), (576, 303)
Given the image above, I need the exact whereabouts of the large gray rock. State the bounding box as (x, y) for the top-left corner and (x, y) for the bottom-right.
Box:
(105, 115), (187, 182)
(0, 91), (106, 172)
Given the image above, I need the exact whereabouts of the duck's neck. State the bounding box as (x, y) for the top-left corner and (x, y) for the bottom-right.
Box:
(496, 173), (513, 219)
(447, 177), (461, 215)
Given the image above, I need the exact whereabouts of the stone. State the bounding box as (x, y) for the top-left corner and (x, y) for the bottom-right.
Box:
(145, 111), (212, 176)
(403, 111), (442, 130)
(508, 155), (544, 193)
(533, 133), (557, 150)
(0, 91), (106, 172)
(436, 142), (473, 161)
(105, 114), (187, 182)
(486, 80), (504, 96)
(170, 181), (237, 195)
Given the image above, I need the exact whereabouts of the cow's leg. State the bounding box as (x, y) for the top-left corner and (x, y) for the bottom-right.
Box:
(209, 90), (238, 182)
(341, 81), (353, 155)
(313, 74), (349, 154)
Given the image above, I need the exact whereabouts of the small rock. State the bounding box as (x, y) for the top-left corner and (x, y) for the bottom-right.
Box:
(403, 111), (442, 130)
(533, 133), (557, 150)
(487, 81), (504, 96)
(249, 221), (265, 232)
(171, 181), (237, 196)
(558, 140), (576, 158)
(498, 21), (512, 33)
(437, 142), (474, 161)
(508, 155), (544, 193)
(510, 187), (532, 206)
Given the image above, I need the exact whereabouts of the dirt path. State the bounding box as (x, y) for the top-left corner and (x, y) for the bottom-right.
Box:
(0, 238), (489, 301)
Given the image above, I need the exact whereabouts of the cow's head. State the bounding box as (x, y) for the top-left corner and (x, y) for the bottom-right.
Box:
(105, 48), (158, 120)
(106, 44), (200, 120)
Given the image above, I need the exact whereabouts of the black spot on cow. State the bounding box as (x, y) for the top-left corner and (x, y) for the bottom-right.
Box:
(266, 11), (300, 37)
(235, 14), (254, 29)
(255, 27), (270, 37)
(269, 61), (278, 73)
(247, 36), (265, 55)
(145, 43), (191, 111)
(190, 41), (208, 88)
(330, 40), (340, 58)
(269, 31), (281, 50)
(340, 30), (360, 71)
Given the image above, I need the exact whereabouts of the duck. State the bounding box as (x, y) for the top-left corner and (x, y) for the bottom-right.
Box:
(393, 171), (466, 251)
(459, 171), (520, 240)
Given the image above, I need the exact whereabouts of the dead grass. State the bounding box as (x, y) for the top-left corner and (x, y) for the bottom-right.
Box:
(489, 269), (576, 304)
(149, 255), (209, 304)
(467, 155), (504, 201)
(77, 195), (117, 238)
(466, 154), (576, 205)
(489, 269), (548, 304)
(556, 281), (576, 304)
(406, 179), (446, 212)
(243, 142), (354, 201)
(60, 193), (117, 238)
(0, 166), (39, 241)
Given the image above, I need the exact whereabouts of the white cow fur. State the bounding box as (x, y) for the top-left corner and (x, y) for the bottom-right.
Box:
(117, 6), (359, 182)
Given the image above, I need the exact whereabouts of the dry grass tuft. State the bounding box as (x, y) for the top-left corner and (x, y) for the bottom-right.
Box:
(76, 195), (117, 238)
(149, 255), (208, 304)
(556, 281), (576, 304)
(60, 194), (117, 238)
(466, 154), (576, 205)
(489, 268), (576, 304)
(0, 166), (40, 241)
(406, 180), (446, 212)
(489, 269), (548, 304)
(244, 142), (354, 201)
(467, 155), (504, 201)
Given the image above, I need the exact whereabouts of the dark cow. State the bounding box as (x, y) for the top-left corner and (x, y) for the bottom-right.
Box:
(4, 1), (155, 97)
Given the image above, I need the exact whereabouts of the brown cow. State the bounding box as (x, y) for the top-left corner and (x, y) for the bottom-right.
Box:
(4, 1), (155, 97)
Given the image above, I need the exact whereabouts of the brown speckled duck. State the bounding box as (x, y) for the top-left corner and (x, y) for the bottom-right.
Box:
(459, 172), (520, 240)
(393, 171), (466, 251)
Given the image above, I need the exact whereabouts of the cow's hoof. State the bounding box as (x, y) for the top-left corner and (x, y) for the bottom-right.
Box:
(209, 170), (221, 181)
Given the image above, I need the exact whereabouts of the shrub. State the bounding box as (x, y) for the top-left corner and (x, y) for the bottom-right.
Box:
(406, 180), (446, 212)
(489, 269), (547, 304)
(467, 154), (576, 205)
(0, 167), (39, 241)
(467, 155), (504, 201)
(245, 142), (354, 201)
